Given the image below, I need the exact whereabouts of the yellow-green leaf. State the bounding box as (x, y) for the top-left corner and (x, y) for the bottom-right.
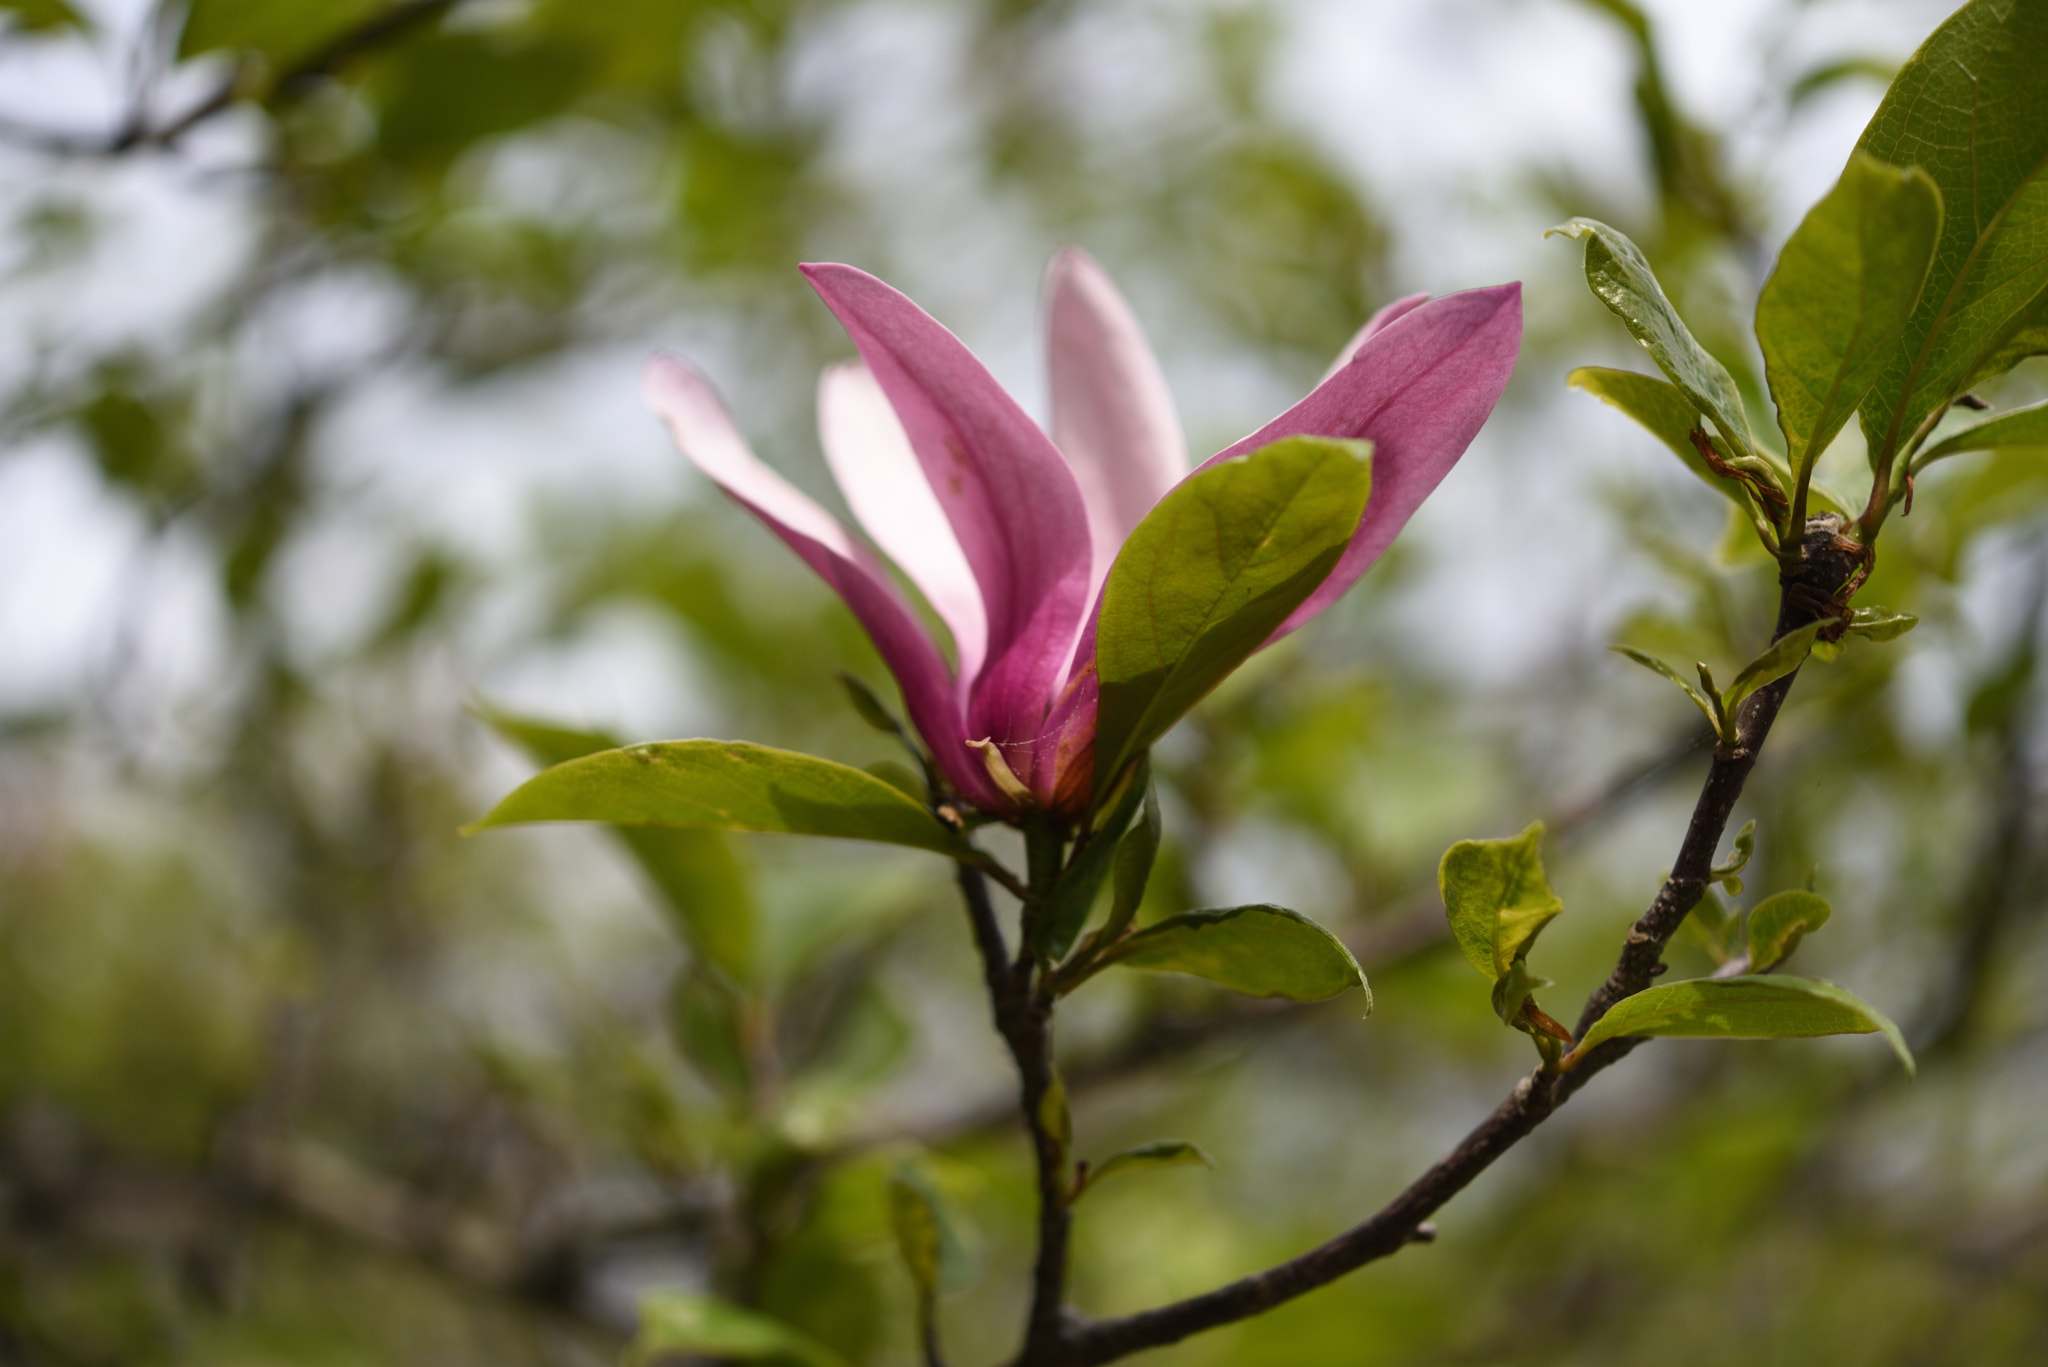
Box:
(1439, 822), (1563, 982)
(1567, 974), (1912, 1075)
(465, 739), (972, 859)
(1745, 890), (1831, 970)
(1087, 904), (1368, 1005)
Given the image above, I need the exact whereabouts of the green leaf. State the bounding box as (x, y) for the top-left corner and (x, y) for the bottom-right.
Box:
(1916, 398), (2048, 467)
(1490, 957), (1553, 1030)
(1611, 645), (1723, 734)
(888, 1162), (978, 1298)
(1549, 218), (1766, 468)
(1085, 905), (1368, 1005)
(480, 711), (756, 981)
(626, 1291), (845, 1367)
(465, 739), (973, 860)
(1439, 822), (1563, 982)
(1854, 0), (2048, 469)
(1845, 606), (1918, 642)
(1104, 780), (1162, 943)
(1757, 152), (1943, 478)
(1567, 974), (1912, 1075)
(1724, 620), (1833, 711)
(1745, 889), (1832, 971)
(1035, 761), (1150, 960)
(1092, 435), (1373, 801)
(1077, 1140), (1213, 1200)
(1711, 819), (1756, 890)
(839, 671), (907, 736)
(863, 759), (925, 802)
(1567, 366), (1756, 511)
(1, 0), (87, 32)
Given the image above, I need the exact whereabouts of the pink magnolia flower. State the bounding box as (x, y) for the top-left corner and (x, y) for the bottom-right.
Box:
(646, 249), (1520, 820)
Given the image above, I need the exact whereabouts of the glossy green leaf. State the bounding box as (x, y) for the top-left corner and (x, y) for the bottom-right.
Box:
(1550, 218), (1765, 467)
(1092, 436), (1372, 800)
(1568, 974), (1912, 1074)
(626, 1291), (845, 1367)
(1440, 822), (1562, 982)
(1724, 620), (1834, 711)
(1846, 607), (1918, 642)
(1855, 0), (2048, 468)
(1088, 905), (1368, 1005)
(1611, 645), (1723, 733)
(481, 711), (756, 981)
(1745, 890), (1832, 971)
(1916, 398), (2048, 467)
(1757, 152), (1942, 477)
(466, 739), (973, 859)
(1078, 1140), (1213, 1199)
(1035, 761), (1150, 959)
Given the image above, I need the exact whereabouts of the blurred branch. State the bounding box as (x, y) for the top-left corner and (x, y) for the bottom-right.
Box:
(0, 0), (460, 158)
(1916, 535), (2048, 1056)
(1051, 521), (1862, 1365)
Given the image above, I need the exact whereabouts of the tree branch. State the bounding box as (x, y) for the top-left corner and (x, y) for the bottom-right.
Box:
(1051, 518), (1864, 1365)
(956, 866), (1073, 1360)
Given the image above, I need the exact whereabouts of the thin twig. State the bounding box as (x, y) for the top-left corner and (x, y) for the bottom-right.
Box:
(1046, 519), (1865, 1366)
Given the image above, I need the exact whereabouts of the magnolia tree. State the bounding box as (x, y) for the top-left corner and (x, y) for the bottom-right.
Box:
(473, 3), (2048, 1361)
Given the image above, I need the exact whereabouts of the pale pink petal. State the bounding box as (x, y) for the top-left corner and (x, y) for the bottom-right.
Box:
(802, 264), (1093, 747)
(1045, 246), (1188, 593)
(818, 361), (986, 688)
(1203, 282), (1522, 636)
(645, 355), (1005, 811)
(1317, 292), (1430, 384)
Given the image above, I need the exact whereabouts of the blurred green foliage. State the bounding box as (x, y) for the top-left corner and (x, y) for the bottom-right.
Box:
(2, 1), (2046, 1366)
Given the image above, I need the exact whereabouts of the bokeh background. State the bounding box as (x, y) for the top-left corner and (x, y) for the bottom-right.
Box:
(4, 0), (2046, 1363)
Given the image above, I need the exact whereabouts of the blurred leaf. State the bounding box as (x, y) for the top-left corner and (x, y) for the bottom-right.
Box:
(481, 712), (757, 979)
(1439, 822), (1563, 982)
(178, 0), (379, 61)
(466, 740), (974, 859)
(1093, 435), (1373, 801)
(1845, 607), (1918, 642)
(1745, 890), (1831, 971)
(1917, 397), (2048, 467)
(1568, 974), (1912, 1075)
(1787, 56), (1899, 109)
(1724, 620), (1832, 711)
(1076, 1140), (1212, 1200)
(1855, 0), (2048, 468)
(863, 759), (924, 802)
(375, 32), (595, 164)
(888, 1160), (979, 1297)
(1757, 152), (1942, 477)
(626, 1291), (844, 1367)
(1036, 761), (1149, 959)
(1039, 1069), (1071, 1166)
(670, 967), (751, 1100)
(0, 0), (86, 33)
(1550, 218), (1766, 468)
(1086, 904), (1368, 1005)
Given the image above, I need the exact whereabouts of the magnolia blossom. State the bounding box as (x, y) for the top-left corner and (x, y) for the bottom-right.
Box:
(646, 250), (1520, 819)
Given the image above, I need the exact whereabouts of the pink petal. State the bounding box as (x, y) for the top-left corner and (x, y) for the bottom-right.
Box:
(1204, 282), (1522, 636)
(1317, 292), (1430, 384)
(1045, 247), (1188, 593)
(818, 360), (987, 689)
(645, 355), (1004, 811)
(802, 264), (1093, 747)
